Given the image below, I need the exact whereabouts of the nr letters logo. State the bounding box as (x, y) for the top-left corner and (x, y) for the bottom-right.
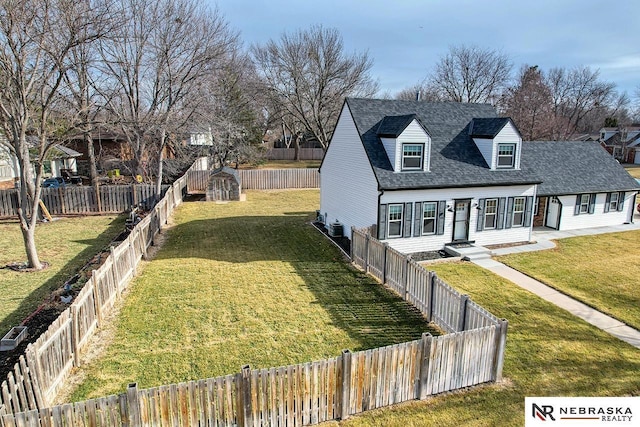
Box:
(533, 403), (556, 421)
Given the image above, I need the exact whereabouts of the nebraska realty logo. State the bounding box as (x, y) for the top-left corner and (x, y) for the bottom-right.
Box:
(525, 397), (639, 425)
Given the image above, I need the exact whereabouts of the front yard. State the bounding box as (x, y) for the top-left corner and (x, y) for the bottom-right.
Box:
(335, 262), (640, 427)
(498, 230), (640, 331)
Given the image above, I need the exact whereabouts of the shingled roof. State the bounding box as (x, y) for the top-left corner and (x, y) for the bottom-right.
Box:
(469, 117), (513, 138)
(376, 114), (421, 137)
(345, 98), (540, 191)
(521, 141), (640, 196)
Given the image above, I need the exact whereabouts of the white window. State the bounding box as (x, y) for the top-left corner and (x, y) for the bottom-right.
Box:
(579, 194), (590, 214)
(609, 192), (619, 211)
(497, 144), (515, 168)
(512, 197), (525, 227)
(484, 198), (498, 229)
(388, 204), (403, 238)
(402, 144), (423, 170)
(422, 202), (437, 235)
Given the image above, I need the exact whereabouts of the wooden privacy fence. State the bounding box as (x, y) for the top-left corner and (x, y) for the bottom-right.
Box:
(0, 160), (508, 426)
(0, 185), (169, 218)
(0, 159), (205, 419)
(187, 168), (319, 193)
(265, 148), (325, 161)
(1, 324), (500, 427)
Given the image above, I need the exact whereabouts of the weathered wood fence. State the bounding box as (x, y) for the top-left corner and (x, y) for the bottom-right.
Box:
(0, 185), (169, 218)
(265, 148), (325, 161)
(0, 160), (508, 426)
(0, 159), (205, 420)
(187, 168), (319, 193)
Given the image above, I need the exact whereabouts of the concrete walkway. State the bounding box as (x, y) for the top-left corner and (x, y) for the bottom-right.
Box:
(465, 223), (640, 349)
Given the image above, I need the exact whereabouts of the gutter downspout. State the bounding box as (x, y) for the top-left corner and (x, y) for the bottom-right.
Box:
(377, 188), (384, 239)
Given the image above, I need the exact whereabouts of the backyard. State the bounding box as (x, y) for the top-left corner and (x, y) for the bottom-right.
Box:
(8, 189), (639, 426)
(0, 215), (125, 376)
(67, 189), (438, 401)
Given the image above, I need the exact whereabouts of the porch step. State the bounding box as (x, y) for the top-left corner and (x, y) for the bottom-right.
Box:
(444, 244), (493, 261)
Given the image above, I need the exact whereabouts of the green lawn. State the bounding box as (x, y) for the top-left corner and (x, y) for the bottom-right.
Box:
(0, 215), (124, 335)
(497, 231), (640, 331)
(69, 190), (436, 401)
(332, 262), (640, 427)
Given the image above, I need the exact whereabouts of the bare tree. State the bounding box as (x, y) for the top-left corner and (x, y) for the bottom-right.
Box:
(502, 65), (554, 140)
(395, 82), (443, 102)
(0, 0), (101, 269)
(547, 66), (617, 140)
(428, 45), (512, 104)
(98, 0), (236, 195)
(252, 25), (378, 150)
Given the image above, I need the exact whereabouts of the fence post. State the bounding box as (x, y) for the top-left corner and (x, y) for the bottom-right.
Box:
(58, 187), (66, 215)
(364, 234), (370, 273)
(235, 365), (252, 427)
(492, 319), (509, 382)
(339, 350), (351, 420)
(428, 273), (437, 322)
(70, 304), (80, 368)
(457, 295), (470, 332)
(126, 383), (142, 427)
(382, 243), (389, 285)
(24, 345), (45, 409)
(91, 275), (102, 326)
(403, 256), (412, 300)
(418, 333), (433, 400)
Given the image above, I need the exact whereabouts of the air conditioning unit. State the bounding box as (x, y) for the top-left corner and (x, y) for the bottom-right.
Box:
(328, 222), (343, 237)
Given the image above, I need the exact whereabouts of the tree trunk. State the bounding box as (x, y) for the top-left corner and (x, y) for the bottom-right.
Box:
(20, 221), (41, 269)
(85, 130), (102, 212)
(155, 129), (166, 198)
(294, 134), (300, 161)
(16, 146), (42, 269)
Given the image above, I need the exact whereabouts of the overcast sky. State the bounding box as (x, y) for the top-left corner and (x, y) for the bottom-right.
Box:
(212, 0), (639, 98)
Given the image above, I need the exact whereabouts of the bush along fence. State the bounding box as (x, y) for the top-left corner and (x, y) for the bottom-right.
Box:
(0, 219), (507, 427)
(0, 158), (207, 421)
(0, 184), (169, 218)
(187, 167), (319, 193)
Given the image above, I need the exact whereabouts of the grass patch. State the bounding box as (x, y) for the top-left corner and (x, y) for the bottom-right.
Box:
(336, 262), (640, 427)
(0, 215), (125, 335)
(497, 231), (640, 330)
(70, 190), (436, 401)
(624, 166), (640, 178)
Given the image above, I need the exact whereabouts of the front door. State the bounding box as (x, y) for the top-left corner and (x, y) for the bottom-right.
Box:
(452, 200), (470, 241)
(545, 197), (561, 229)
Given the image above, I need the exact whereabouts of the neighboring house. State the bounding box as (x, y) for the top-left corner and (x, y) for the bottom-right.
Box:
(319, 98), (639, 254)
(599, 126), (640, 164)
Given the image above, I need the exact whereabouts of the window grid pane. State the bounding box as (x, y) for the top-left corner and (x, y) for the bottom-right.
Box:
(610, 193), (618, 210)
(402, 144), (423, 169)
(388, 205), (403, 237)
(422, 202), (437, 234)
(513, 197), (525, 226)
(497, 144), (515, 167)
(580, 194), (590, 213)
(484, 199), (498, 229)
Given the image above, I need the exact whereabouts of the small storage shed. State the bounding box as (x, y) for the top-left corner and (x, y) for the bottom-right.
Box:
(206, 167), (242, 201)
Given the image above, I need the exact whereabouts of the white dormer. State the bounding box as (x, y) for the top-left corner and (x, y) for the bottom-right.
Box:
(469, 118), (522, 170)
(377, 115), (431, 173)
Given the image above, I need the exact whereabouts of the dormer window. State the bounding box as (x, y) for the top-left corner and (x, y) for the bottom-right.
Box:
(497, 144), (515, 168)
(402, 144), (424, 170)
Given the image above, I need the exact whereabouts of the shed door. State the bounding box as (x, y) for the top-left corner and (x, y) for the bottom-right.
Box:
(452, 200), (470, 241)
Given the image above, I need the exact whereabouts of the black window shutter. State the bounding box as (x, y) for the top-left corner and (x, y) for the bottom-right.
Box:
(574, 195), (581, 215)
(437, 200), (446, 235)
(604, 193), (611, 213)
(497, 197), (506, 230)
(413, 202), (422, 237)
(524, 196), (534, 227)
(378, 204), (387, 239)
(505, 197), (514, 229)
(617, 192), (625, 212)
(404, 202), (413, 238)
(476, 199), (485, 232)
(588, 193), (596, 214)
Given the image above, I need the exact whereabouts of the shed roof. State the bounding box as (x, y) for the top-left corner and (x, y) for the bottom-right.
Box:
(210, 166), (241, 183)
